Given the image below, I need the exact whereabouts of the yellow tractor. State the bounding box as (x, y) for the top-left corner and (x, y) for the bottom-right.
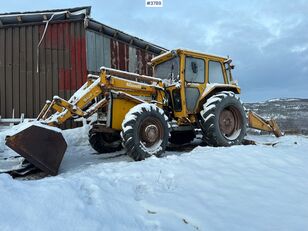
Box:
(5, 49), (282, 176)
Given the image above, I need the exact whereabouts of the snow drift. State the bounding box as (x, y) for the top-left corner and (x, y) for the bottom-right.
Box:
(0, 126), (308, 230)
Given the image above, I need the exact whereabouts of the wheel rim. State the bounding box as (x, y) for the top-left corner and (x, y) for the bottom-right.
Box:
(139, 117), (163, 148)
(219, 106), (242, 140)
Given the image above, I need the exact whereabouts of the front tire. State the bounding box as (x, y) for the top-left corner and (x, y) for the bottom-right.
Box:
(200, 91), (246, 146)
(121, 103), (169, 161)
(88, 129), (122, 153)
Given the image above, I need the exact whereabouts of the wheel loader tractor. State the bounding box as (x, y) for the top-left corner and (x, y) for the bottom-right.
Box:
(5, 49), (282, 176)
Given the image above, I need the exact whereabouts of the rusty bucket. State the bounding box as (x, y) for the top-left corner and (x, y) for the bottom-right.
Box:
(5, 125), (67, 176)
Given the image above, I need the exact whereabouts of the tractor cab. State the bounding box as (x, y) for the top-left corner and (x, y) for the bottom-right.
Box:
(151, 49), (240, 125)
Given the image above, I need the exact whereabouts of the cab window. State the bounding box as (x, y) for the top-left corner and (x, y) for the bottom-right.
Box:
(154, 57), (179, 80)
(208, 61), (225, 84)
(185, 57), (205, 83)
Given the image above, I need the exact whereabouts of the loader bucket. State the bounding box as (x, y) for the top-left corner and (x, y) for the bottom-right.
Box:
(5, 125), (67, 176)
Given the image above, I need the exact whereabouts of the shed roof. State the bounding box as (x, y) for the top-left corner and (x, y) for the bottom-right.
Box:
(0, 6), (90, 24)
(0, 6), (167, 54)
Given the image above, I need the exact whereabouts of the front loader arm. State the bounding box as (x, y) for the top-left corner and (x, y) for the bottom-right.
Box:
(37, 67), (165, 127)
(37, 75), (106, 126)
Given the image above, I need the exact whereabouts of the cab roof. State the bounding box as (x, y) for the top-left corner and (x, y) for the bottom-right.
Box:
(151, 49), (228, 65)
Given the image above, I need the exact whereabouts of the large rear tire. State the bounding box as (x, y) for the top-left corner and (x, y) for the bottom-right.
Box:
(88, 129), (122, 153)
(200, 91), (246, 146)
(121, 103), (169, 161)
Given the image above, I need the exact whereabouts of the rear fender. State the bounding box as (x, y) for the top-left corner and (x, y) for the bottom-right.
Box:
(197, 84), (241, 112)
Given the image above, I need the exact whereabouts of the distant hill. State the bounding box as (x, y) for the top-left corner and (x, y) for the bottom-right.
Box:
(244, 98), (308, 135)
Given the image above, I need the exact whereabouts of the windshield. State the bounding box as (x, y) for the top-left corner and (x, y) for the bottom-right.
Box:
(154, 57), (179, 80)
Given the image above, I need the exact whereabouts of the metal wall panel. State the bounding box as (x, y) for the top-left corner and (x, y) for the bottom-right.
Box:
(135, 48), (155, 75)
(95, 33), (104, 71)
(139, 50), (155, 76)
(0, 20), (87, 119)
(102, 36), (111, 68)
(5, 28), (13, 118)
(86, 29), (157, 75)
(110, 39), (119, 70)
(128, 46), (137, 73)
(86, 30), (96, 72)
(86, 30), (111, 72)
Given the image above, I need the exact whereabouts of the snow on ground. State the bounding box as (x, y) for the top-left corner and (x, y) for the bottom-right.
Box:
(0, 125), (308, 231)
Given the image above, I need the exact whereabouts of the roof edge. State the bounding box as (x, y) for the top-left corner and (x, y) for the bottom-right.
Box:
(87, 18), (167, 54)
(0, 6), (91, 17)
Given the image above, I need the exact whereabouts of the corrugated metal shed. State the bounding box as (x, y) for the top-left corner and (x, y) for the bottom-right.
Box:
(0, 6), (167, 124)
(0, 20), (86, 119)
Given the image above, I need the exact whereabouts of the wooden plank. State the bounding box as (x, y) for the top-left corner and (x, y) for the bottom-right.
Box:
(80, 23), (87, 83)
(64, 22), (70, 100)
(141, 50), (147, 75)
(118, 41), (125, 71)
(33, 25), (40, 116)
(5, 28), (13, 118)
(51, 24), (59, 98)
(58, 23), (65, 100)
(46, 24), (53, 101)
(12, 27), (20, 117)
(19, 26), (27, 116)
(110, 39), (118, 69)
(125, 43), (129, 71)
(63, 22), (73, 127)
(75, 22), (82, 89)
(0, 29), (6, 117)
(70, 22), (76, 93)
(39, 25), (46, 110)
(26, 26), (34, 117)
(136, 49), (147, 75)
(148, 54), (155, 76)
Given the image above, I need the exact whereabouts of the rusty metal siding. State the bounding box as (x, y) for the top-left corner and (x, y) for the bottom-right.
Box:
(86, 29), (158, 75)
(0, 20), (87, 119)
(136, 48), (145, 75)
(0, 19), (163, 124)
(110, 39), (119, 70)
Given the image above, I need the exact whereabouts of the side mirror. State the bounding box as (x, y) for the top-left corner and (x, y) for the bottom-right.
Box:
(191, 62), (198, 73)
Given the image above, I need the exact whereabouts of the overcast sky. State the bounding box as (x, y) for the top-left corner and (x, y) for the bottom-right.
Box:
(1, 0), (308, 102)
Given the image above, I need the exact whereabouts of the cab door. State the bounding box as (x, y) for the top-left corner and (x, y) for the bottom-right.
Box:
(184, 56), (206, 113)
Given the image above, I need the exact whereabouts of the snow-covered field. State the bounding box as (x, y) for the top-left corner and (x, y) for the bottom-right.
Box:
(0, 125), (308, 231)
